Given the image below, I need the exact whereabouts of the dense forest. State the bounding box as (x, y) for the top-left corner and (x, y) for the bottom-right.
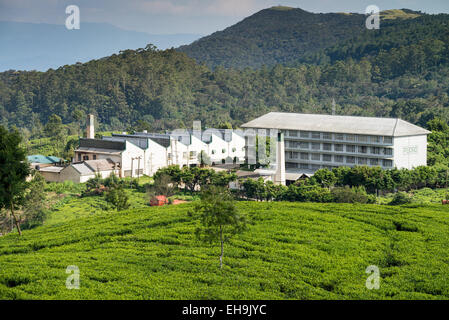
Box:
(178, 6), (368, 69)
(1, 7), (449, 138)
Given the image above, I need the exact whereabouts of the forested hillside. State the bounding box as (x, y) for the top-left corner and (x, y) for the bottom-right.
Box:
(178, 7), (424, 69)
(1, 8), (449, 137)
(178, 6), (368, 69)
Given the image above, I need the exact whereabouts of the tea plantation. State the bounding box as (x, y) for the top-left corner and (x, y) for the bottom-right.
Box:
(0, 202), (448, 299)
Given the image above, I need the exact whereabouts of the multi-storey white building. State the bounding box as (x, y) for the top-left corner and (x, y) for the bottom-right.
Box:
(241, 112), (430, 182)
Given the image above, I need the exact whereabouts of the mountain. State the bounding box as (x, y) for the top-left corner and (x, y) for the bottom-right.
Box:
(0, 21), (202, 72)
(177, 6), (423, 69)
(1, 8), (449, 135)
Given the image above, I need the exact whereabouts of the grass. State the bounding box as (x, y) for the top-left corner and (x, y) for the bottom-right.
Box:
(380, 9), (421, 20)
(0, 201), (448, 300)
(379, 188), (449, 205)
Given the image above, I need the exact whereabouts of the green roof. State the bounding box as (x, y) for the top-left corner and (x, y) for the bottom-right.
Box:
(27, 155), (62, 164)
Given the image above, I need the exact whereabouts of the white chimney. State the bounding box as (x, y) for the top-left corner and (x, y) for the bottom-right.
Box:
(87, 114), (95, 139)
(274, 131), (286, 185)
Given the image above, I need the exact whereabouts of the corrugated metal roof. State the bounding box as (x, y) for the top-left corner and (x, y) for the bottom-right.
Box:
(78, 138), (126, 151)
(38, 166), (64, 173)
(84, 159), (116, 172)
(109, 134), (171, 148)
(71, 162), (95, 175)
(241, 112), (431, 137)
(75, 147), (122, 155)
(27, 155), (62, 164)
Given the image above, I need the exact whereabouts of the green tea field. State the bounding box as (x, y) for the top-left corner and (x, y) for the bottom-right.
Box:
(0, 202), (448, 299)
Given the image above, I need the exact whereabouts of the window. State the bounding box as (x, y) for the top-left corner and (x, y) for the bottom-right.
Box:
(384, 148), (393, 156)
(311, 164), (321, 170)
(346, 156), (355, 164)
(222, 148), (226, 154)
(311, 142), (320, 150)
(299, 163), (309, 169)
(323, 143), (332, 151)
(346, 134), (355, 141)
(93, 155), (97, 160)
(183, 152), (188, 159)
(286, 162), (297, 169)
(167, 153), (172, 160)
(357, 135), (368, 142)
(311, 132), (321, 139)
(78, 154), (82, 161)
(358, 157), (367, 165)
(289, 152), (298, 159)
(190, 151), (197, 158)
(299, 142), (309, 149)
(383, 136), (393, 144)
(212, 150), (216, 154)
(323, 154), (332, 162)
(358, 146), (367, 154)
(370, 136), (381, 143)
(370, 158), (379, 166)
(232, 147), (236, 153)
(83, 155), (89, 161)
(300, 131), (310, 138)
(311, 153), (321, 161)
(300, 152), (309, 160)
(382, 159), (393, 167)
(289, 130), (298, 137)
(335, 133), (344, 140)
(370, 147), (380, 154)
(322, 132), (332, 140)
(334, 144), (344, 152)
(335, 155), (344, 163)
(346, 145), (356, 153)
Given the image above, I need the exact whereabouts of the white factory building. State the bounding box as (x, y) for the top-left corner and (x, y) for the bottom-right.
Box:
(44, 115), (246, 182)
(241, 112), (431, 184)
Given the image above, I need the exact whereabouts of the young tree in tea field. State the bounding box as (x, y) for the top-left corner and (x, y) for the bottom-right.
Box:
(105, 184), (130, 211)
(21, 171), (48, 230)
(0, 126), (30, 236)
(191, 186), (246, 268)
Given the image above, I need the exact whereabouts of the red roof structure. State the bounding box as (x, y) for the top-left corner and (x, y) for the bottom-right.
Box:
(150, 195), (167, 206)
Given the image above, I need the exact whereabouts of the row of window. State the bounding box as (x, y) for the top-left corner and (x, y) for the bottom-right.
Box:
(169, 147), (241, 160)
(286, 142), (393, 155)
(286, 152), (393, 167)
(286, 131), (393, 144)
(286, 158), (393, 170)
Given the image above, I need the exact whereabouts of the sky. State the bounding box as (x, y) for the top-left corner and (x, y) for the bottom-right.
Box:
(1, 0), (449, 35)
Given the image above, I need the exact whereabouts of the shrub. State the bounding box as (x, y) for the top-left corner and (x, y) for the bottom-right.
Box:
(331, 186), (375, 204)
(389, 192), (412, 205)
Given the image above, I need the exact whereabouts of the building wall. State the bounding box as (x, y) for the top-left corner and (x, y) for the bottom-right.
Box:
(60, 165), (83, 183)
(206, 134), (230, 165)
(146, 139), (168, 176)
(121, 141), (145, 177)
(39, 171), (61, 183)
(227, 132), (246, 163)
(393, 135), (427, 169)
(281, 130), (397, 172)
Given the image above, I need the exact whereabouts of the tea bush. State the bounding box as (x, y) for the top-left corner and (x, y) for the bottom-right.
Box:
(0, 202), (448, 300)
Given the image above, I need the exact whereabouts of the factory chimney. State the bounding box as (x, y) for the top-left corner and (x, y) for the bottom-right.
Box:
(274, 131), (286, 185)
(87, 114), (95, 139)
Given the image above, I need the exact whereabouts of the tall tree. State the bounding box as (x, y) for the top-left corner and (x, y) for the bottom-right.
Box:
(0, 126), (30, 236)
(191, 186), (246, 268)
